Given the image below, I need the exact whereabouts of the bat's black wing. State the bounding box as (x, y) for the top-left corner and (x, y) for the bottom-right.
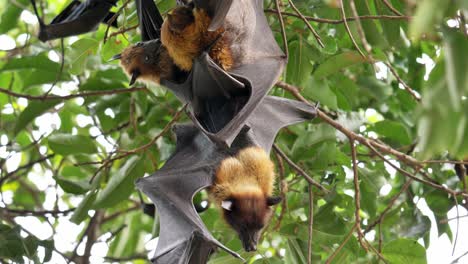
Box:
(245, 96), (317, 153)
(136, 0), (164, 41)
(30, 0), (118, 42)
(135, 124), (243, 263)
(161, 0), (286, 147)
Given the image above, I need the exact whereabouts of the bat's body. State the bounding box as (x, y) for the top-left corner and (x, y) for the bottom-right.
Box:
(210, 146), (280, 251)
(161, 4), (233, 71)
(30, 0), (118, 42)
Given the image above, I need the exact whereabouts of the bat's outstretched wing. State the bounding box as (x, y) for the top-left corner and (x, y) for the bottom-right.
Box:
(136, 0), (164, 41)
(30, 0), (118, 42)
(135, 124), (243, 263)
(246, 96), (317, 153)
(161, 0), (286, 147)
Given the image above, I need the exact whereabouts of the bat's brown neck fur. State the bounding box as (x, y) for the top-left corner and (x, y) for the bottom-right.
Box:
(119, 45), (175, 84)
(211, 146), (275, 201)
(161, 7), (233, 71)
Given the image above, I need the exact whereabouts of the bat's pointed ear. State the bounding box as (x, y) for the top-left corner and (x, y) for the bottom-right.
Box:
(129, 70), (140, 86)
(221, 200), (233, 211)
(109, 53), (122, 61)
(267, 196), (282, 206)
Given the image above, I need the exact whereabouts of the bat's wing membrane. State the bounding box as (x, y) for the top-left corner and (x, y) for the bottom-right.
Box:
(135, 124), (243, 263)
(247, 96), (317, 153)
(49, 0), (83, 23)
(136, 0), (164, 41)
(30, 0), (118, 42)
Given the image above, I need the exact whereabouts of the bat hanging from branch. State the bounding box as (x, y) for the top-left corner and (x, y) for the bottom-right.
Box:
(115, 0), (287, 147)
(137, 97), (317, 263)
(29, 0), (119, 42)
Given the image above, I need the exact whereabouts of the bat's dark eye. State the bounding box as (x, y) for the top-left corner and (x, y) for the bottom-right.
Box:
(145, 56), (149, 62)
(136, 42), (144, 47)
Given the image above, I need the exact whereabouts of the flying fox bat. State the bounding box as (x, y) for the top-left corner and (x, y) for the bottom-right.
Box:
(136, 96), (317, 262)
(116, 0), (286, 147)
(113, 0), (185, 86)
(29, 0), (118, 42)
(115, 0), (234, 84)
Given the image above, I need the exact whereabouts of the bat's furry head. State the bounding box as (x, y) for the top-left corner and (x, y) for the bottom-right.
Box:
(210, 146), (281, 251)
(113, 39), (176, 85)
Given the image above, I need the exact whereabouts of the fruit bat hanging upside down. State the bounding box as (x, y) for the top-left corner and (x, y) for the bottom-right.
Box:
(137, 98), (317, 262)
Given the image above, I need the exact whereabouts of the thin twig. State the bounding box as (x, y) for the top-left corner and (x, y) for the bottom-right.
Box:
(350, 139), (367, 251)
(274, 151), (288, 230)
(308, 186), (314, 264)
(119, 104), (187, 154)
(274, 0), (289, 59)
(364, 180), (412, 233)
(103, 0), (132, 43)
(452, 196), (460, 256)
(339, 0), (366, 58)
(325, 224), (357, 264)
(0, 154), (55, 186)
(273, 144), (329, 193)
(0, 86), (147, 101)
(381, 0), (404, 16)
(451, 250), (468, 264)
(286, 0), (324, 47)
(107, 25), (139, 40)
(264, 9), (411, 24)
(1, 207), (75, 216)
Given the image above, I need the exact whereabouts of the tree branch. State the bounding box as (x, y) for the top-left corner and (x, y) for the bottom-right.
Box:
(0, 87), (147, 101)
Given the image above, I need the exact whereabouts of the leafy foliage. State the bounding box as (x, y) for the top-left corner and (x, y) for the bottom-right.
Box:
(0, 0), (467, 263)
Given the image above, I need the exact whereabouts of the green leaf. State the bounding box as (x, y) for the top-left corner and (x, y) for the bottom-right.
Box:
(14, 99), (61, 134)
(67, 38), (100, 75)
(443, 29), (468, 110)
(286, 40), (315, 87)
(0, 225), (24, 259)
(0, 0), (29, 34)
(372, 120), (411, 145)
(382, 239), (426, 264)
(56, 177), (91, 194)
(303, 77), (337, 109)
(285, 238), (307, 264)
(314, 51), (367, 79)
(94, 156), (145, 208)
(101, 35), (129, 62)
(409, 0), (449, 40)
(48, 134), (98, 155)
(70, 190), (98, 224)
(1, 53), (61, 73)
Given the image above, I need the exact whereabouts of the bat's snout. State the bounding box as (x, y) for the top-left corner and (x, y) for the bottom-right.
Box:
(110, 53), (122, 61)
(243, 241), (257, 252)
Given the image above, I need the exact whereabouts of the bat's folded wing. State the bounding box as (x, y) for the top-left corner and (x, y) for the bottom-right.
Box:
(31, 0), (118, 42)
(136, 0), (164, 41)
